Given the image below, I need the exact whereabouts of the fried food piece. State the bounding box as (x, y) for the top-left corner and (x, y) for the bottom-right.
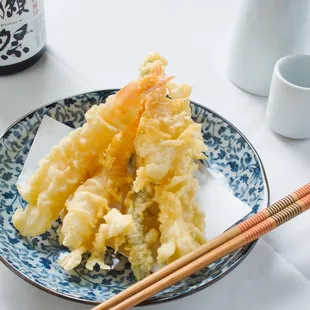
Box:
(59, 113), (142, 270)
(86, 208), (134, 271)
(155, 161), (206, 265)
(133, 87), (206, 193)
(124, 189), (155, 280)
(59, 209), (134, 271)
(13, 70), (171, 236)
(58, 246), (87, 271)
(61, 172), (111, 250)
(61, 115), (139, 250)
(132, 79), (207, 267)
(139, 52), (168, 77)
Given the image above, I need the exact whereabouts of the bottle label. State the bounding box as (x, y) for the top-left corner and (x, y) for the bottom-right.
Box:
(0, 0), (46, 66)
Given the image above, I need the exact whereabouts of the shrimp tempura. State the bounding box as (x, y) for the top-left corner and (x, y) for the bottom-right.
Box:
(84, 110), (146, 271)
(59, 113), (142, 270)
(13, 69), (171, 236)
(61, 117), (139, 250)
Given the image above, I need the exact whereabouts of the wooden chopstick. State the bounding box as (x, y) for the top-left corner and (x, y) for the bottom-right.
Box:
(92, 183), (310, 310)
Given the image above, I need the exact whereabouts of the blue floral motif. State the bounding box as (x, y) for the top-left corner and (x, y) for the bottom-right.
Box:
(0, 91), (269, 305)
(240, 174), (249, 184)
(41, 231), (51, 240)
(229, 161), (239, 172)
(39, 258), (52, 269)
(3, 172), (12, 181)
(3, 191), (14, 199)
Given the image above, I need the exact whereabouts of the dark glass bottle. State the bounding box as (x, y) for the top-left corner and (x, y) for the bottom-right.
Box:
(0, 0), (46, 75)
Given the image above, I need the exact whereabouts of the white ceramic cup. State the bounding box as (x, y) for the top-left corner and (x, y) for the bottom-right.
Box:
(266, 54), (310, 139)
(226, 0), (309, 97)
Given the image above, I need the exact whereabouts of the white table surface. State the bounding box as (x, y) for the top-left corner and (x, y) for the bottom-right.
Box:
(1, 0), (310, 309)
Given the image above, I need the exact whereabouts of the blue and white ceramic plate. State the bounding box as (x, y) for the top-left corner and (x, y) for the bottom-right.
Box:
(0, 90), (269, 305)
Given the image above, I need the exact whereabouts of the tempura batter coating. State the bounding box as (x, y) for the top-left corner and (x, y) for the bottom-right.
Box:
(155, 160), (206, 265)
(13, 70), (170, 236)
(59, 113), (142, 270)
(133, 89), (206, 193)
(86, 208), (134, 271)
(61, 115), (139, 250)
(125, 189), (155, 280)
(59, 209), (134, 271)
(133, 80), (207, 267)
(12, 53), (208, 279)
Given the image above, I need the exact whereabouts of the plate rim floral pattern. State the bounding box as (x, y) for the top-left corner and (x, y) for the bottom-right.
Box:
(0, 89), (270, 306)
